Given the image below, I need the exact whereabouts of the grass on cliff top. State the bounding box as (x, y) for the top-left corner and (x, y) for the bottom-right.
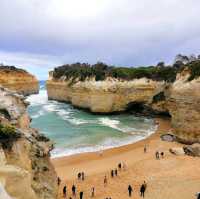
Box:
(52, 62), (178, 83)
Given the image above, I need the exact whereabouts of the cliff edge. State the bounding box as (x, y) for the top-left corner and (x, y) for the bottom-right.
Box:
(0, 87), (57, 199)
(0, 65), (39, 96)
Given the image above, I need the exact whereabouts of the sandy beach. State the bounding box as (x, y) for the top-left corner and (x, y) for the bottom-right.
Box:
(52, 118), (200, 199)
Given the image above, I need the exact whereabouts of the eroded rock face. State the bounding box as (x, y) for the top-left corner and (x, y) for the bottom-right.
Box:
(0, 87), (57, 199)
(47, 78), (166, 113)
(0, 66), (39, 96)
(167, 69), (200, 144)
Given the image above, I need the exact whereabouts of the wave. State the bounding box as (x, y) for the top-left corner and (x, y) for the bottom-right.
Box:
(27, 90), (47, 106)
(51, 125), (157, 158)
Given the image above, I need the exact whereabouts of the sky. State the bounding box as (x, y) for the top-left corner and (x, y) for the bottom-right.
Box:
(0, 0), (200, 80)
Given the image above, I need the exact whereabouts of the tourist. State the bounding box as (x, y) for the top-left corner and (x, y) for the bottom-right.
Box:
(63, 185), (67, 198)
(161, 151), (164, 158)
(72, 184), (76, 196)
(118, 162), (122, 170)
(140, 181), (147, 197)
(80, 191), (83, 199)
(128, 185), (133, 197)
(104, 175), (108, 186)
(196, 192), (200, 199)
(155, 151), (159, 159)
(91, 187), (95, 197)
(78, 172), (81, 180)
(111, 170), (114, 178)
(144, 145), (147, 153)
(82, 172), (85, 181)
(57, 177), (61, 186)
(115, 169), (118, 176)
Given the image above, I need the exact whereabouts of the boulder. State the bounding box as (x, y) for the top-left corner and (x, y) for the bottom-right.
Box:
(161, 134), (177, 142)
(169, 147), (185, 155)
(183, 144), (200, 157)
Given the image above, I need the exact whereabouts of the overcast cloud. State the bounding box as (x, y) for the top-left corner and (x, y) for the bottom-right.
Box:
(0, 0), (200, 79)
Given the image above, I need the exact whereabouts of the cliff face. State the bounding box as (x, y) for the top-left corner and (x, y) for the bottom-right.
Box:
(0, 88), (57, 199)
(167, 69), (200, 144)
(47, 78), (166, 113)
(0, 66), (39, 96)
(46, 68), (200, 144)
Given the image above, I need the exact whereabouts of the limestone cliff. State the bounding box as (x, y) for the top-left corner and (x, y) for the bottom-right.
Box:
(0, 87), (57, 199)
(47, 78), (166, 113)
(0, 66), (39, 96)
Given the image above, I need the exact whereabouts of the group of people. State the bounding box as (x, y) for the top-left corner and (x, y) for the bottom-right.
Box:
(62, 184), (85, 199)
(77, 172), (85, 181)
(155, 151), (164, 159)
(128, 181), (147, 197)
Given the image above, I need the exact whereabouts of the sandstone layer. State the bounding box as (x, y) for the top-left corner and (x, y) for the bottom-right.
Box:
(46, 69), (200, 144)
(0, 66), (39, 96)
(0, 87), (57, 199)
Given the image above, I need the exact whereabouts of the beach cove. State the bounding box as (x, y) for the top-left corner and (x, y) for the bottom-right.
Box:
(53, 118), (200, 199)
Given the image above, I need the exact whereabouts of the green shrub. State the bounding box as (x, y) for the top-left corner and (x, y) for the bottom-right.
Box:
(52, 62), (181, 84)
(187, 61), (200, 81)
(0, 124), (20, 149)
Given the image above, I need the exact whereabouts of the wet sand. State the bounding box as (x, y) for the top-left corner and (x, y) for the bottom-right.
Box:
(52, 118), (200, 199)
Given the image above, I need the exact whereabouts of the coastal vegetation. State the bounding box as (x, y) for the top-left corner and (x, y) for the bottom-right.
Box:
(0, 124), (20, 149)
(51, 54), (200, 84)
(52, 62), (179, 83)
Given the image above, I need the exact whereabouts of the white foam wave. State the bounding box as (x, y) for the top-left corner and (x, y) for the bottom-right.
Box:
(51, 125), (157, 158)
(99, 117), (121, 130)
(27, 90), (47, 106)
(31, 110), (45, 119)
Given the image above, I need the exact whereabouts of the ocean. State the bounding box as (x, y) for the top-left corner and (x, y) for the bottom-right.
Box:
(27, 81), (156, 158)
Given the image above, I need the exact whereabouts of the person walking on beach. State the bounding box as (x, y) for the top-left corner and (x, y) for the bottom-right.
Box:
(104, 175), (108, 187)
(78, 172), (81, 180)
(118, 162), (122, 170)
(111, 170), (114, 178)
(128, 185), (133, 197)
(72, 184), (76, 196)
(57, 177), (61, 186)
(63, 185), (67, 198)
(155, 151), (159, 159)
(115, 169), (118, 176)
(196, 192), (200, 199)
(80, 191), (83, 199)
(82, 172), (85, 181)
(144, 145), (147, 153)
(161, 151), (164, 158)
(91, 187), (95, 197)
(140, 181), (147, 197)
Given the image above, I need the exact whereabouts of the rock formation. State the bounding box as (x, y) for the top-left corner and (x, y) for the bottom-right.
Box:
(46, 60), (200, 144)
(0, 65), (39, 96)
(0, 87), (57, 199)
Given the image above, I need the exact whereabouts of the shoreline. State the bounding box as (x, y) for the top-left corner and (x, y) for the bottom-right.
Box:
(52, 117), (171, 179)
(52, 117), (200, 199)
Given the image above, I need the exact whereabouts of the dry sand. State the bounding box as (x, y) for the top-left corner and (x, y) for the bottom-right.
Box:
(52, 118), (200, 199)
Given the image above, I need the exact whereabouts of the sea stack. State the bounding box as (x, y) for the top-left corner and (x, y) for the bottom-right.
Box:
(0, 65), (39, 96)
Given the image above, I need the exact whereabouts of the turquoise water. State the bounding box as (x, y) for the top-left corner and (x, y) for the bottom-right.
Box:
(27, 81), (156, 157)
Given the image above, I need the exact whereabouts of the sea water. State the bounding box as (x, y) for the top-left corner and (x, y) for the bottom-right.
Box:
(27, 81), (156, 157)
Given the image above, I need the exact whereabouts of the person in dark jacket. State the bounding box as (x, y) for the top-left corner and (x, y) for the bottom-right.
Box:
(63, 185), (67, 198)
(140, 181), (147, 197)
(128, 185), (133, 197)
(80, 191), (83, 199)
(72, 184), (76, 196)
(111, 170), (114, 178)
